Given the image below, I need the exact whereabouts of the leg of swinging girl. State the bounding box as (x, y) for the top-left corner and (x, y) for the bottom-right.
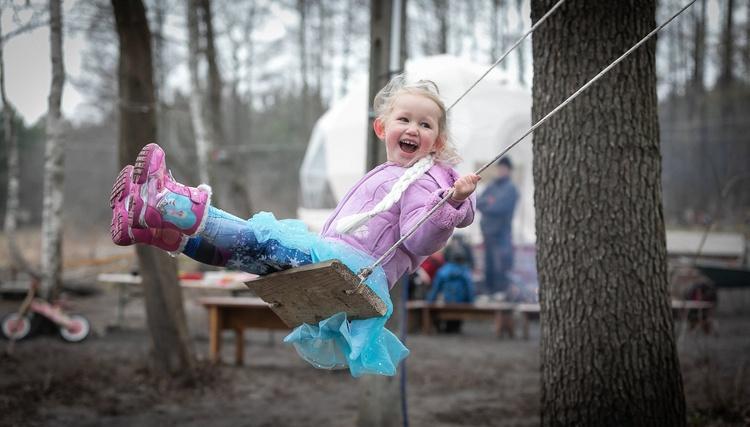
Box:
(182, 236), (230, 267)
(182, 206), (312, 275)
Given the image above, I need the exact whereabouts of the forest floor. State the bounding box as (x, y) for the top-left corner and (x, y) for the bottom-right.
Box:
(1, 285), (748, 426)
(0, 231), (748, 426)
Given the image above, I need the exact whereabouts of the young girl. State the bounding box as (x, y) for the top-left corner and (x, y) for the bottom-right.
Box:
(109, 75), (480, 376)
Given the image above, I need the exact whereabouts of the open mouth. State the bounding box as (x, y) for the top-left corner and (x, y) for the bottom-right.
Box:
(399, 139), (418, 154)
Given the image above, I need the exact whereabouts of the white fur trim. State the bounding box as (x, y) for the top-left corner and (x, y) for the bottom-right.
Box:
(168, 235), (190, 257)
(192, 183), (212, 236)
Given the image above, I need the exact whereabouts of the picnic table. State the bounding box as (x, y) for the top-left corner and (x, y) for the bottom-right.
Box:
(97, 272), (256, 327)
(197, 297), (288, 365)
(406, 299), (713, 339)
(406, 300), (518, 338)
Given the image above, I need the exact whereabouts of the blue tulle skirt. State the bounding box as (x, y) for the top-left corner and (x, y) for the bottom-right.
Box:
(246, 212), (409, 377)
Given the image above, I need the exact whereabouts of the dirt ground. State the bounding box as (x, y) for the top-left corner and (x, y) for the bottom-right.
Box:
(0, 232), (748, 426)
(0, 287), (748, 427)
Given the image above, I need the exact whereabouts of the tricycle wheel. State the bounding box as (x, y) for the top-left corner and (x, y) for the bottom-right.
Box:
(1, 313), (36, 340)
(59, 314), (91, 343)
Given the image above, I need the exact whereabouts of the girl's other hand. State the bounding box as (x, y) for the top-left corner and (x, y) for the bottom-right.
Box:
(451, 174), (481, 202)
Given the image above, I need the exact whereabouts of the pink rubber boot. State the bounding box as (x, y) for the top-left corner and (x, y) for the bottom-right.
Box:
(129, 143), (211, 237)
(110, 165), (188, 252)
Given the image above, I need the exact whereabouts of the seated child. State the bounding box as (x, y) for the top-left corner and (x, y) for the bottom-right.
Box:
(109, 75), (479, 376)
(426, 246), (476, 333)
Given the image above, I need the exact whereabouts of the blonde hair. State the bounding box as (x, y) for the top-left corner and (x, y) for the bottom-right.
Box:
(373, 74), (462, 165)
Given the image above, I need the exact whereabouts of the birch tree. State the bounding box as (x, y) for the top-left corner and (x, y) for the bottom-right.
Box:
(515, 0), (526, 86)
(186, 0), (212, 188)
(531, 0), (685, 424)
(40, 0), (65, 300)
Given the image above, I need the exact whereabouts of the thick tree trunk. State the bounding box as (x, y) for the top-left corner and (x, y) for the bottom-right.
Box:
(40, 0), (65, 300)
(112, 0), (195, 376)
(530, 1), (685, 425)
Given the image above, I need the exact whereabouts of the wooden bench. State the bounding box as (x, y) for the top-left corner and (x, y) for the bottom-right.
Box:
(515, 303), (540, 340)
(197, 297), (289, 365)
(406, 300), (517, 338)
(507, 300), (713, 340)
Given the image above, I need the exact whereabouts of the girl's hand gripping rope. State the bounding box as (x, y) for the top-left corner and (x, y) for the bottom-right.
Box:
(451, 174), (481, 202)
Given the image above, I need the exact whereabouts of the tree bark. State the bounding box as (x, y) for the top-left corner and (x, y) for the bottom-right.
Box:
(40, 0), (65, 300)
(530, 1), (685, 425)
(112, 0), (195, 376)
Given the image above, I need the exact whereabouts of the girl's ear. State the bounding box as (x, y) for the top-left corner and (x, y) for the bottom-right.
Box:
(373, 117), (386, 139)
(433, 134), (446, 154)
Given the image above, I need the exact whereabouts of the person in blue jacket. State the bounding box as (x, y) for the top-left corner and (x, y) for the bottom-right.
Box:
(476, 157), (519, 299)
(427, 248), (475, 333)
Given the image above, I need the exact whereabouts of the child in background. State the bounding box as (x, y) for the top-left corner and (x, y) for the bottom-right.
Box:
(109, 75), (479, 376)
(426, 242), (476, 333)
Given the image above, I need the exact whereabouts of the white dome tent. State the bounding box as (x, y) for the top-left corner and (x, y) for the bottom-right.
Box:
(299, 55), (535, 245)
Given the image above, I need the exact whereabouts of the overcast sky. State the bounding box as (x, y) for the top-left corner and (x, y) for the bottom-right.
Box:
(1, 0), (733, 126)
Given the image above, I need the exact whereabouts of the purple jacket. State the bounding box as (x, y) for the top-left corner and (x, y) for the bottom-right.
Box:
(320, 162), (476, 287)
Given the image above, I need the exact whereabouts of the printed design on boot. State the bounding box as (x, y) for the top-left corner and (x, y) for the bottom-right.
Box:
(156, 191), (198, 231)
(130, 143), (211, 237)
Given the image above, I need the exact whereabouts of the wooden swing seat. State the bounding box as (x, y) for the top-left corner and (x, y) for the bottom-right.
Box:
(244, 260), (387, 328)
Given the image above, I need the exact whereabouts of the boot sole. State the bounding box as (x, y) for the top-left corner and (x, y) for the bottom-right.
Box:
(110, 166), (134, 245)
(132, 143), (161, 185)
(130, 144), (161, 228)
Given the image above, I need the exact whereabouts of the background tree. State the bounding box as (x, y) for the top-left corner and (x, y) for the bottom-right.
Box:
(1, 2), (46, 281)
(530, 1), (685, 424)
(717, 0), (736, 89)
(40, 0), (65, 300)
(186, 0), (212, 190)
(112, 0), (194, 376)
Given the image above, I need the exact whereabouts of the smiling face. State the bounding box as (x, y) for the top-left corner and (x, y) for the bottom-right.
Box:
(374, 93), (445, 167)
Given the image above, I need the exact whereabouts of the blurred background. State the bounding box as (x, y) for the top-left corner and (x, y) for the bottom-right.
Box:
(0, 0), (746, 239)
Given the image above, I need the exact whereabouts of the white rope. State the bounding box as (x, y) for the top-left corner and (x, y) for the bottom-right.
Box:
(336, 154), (435, 234)
(446, 0), (567, 112)
(358, 0), (698, 282)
